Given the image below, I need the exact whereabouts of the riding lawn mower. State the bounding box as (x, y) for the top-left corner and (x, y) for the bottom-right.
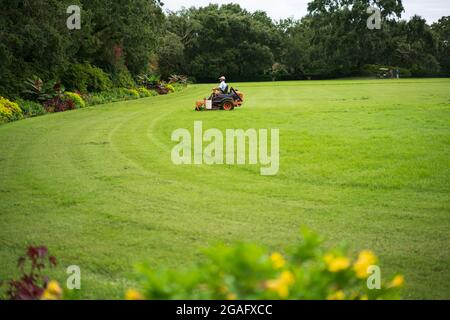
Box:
(195, 87), (244, 111)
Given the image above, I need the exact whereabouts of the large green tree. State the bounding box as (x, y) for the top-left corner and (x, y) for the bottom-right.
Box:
(79, 0), (165, 74)
(391, 16), (440, 76)
(166, 4), (281, 82)
(295, 0), (405, 77)
(0, 0), (83, 96)
(0, 0), (164, 97)
(432, 16), (450, 75)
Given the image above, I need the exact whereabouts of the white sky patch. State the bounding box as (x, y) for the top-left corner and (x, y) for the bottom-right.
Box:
(162, 0), (450, 23)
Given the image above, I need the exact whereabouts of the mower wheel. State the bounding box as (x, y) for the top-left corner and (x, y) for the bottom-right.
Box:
(222, 100), (234, 111)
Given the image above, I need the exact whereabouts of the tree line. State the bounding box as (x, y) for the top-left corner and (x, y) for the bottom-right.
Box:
(1, 0), (449, 97)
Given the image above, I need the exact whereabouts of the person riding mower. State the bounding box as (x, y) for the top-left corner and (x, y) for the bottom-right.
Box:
(195, 76), (244, 111)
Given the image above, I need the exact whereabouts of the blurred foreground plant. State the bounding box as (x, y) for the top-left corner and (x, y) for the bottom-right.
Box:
(129, 229), (404, 300)
(0, 246), (60, 300)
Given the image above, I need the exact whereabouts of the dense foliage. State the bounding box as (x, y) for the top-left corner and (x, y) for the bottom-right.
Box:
(0, 0), (448, 98)
(61, 63), (113, 93)
(162, 1), (449, 81)
(0, 0), (165, 98)
(0, 97), (23, 123)
(15, 99), (47, 117)
(163, 4), (282, 82)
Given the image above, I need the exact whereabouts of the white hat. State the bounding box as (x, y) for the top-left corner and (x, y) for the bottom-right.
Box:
(219, 76), (226, 81)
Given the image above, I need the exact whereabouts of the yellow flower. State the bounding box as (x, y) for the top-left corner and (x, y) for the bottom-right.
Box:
(324, 253), (350, 272)
(266, 271), (295, 299)
(125, 289), (143, 300)
(353, 250), (377, 279)
(40, 280), (62, 300)
(226, 293), (237, 300)
(327, 290), (346, 300)
(47, 280), (62, 295)
(280, 271), (295, 285)
(270, 252), (286, 269)
(218, 285), (229, 294)
(360, 295), (369, 300)
(266, 280), (289, 298)
(41, 291), (57, 300)
(389, 275), (405, 288)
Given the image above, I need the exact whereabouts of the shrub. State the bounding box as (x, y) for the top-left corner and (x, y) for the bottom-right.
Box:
(86, 91), (114, 106)
(172, 83), (186, 92)
(43, 96), (76, 113)
(111, 68), (136, 88)
(86, 88), (143, 106)
(156, 85), (170, 95)
(0, 96), (23, 122)
(86, 94), (106, 106)
(128, 229), (404, 300)
(398, 67), (412, 78)
(165, 84), (175, 93)
(65, 92), (86, 109)
(62, 63), (112, 93)
(84, 65), (112, 92)
(16, 99), (46, 117)
(23, 77), (57, 102)
(0, 246), (58, 300)
(168, 74), (188, 85)
(137, 74), (160, 89)
(125, 88), (140, 99)
(137, 87), (152, 97)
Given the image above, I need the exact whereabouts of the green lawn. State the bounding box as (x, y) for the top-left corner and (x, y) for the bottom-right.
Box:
(0, 79), (449, 299)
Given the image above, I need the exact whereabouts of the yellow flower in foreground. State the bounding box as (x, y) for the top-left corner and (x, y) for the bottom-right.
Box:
(324, 253), (350, 272)
(218, 285), (229, 295)
(226, 293), (238, 300)
(266, 271), (295, 299)
(353, 250), (377, 279)
(360, 295), (369, 300)
(125, 289), (143, 300)
(389, 275), (405, 288)
(270, 252), (286, 269)
(327, 290), (346, 300)
(47, 280), (62, 295)
(280, 271), (295, 285)
(40, 280), (62, 300)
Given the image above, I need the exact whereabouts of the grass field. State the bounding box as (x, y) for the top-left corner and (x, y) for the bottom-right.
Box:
(0, 79), (449, 299)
